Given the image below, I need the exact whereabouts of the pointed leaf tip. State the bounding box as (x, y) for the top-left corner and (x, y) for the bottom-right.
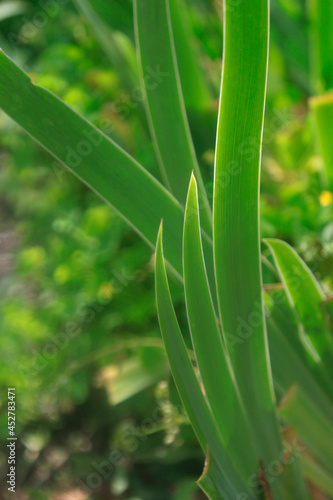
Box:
(185, 173), (200, 222)
(158, 219), (163, 237)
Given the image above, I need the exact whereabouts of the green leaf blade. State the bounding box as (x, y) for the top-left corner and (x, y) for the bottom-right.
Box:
(0, 50), (185, 278)
(134, 0), (212, 232)
(155, 224), (253, 500)
(266, 294), (333, 420)
(198, 454), (233, 500)
(183, 175), (258, 482)
(213, 1), (284, 494)
(265, 238), (333, 386)
(169, 0), (211, 111)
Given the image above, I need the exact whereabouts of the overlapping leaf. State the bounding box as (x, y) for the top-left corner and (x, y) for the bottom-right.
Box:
(212, 2), (285, 495)
(183, 175), (257, 482)
(0, 50), (186, 276)
(265, 238), (333, 390)
(134, 0), (212, 232)
(155, 224), (254, 500)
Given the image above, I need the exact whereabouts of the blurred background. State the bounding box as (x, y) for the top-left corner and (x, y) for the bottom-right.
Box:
(0, 0), (332, 498)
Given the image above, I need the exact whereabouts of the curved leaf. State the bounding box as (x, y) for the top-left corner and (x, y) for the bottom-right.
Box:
(0, 49), (219, 296)
(155, 223), (253, 500)
(266, 292), (333, 416)
(134, 0), (212, 232)
(264, 238), (333, 385)
(0, 50), (186, 277)
(213, 1), (284, 494)
(183, 175), (258, 482)
(169, 0), (211, 111)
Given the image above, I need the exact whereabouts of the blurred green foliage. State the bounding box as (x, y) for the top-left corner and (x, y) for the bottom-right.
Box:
(0, 0), (332, 498)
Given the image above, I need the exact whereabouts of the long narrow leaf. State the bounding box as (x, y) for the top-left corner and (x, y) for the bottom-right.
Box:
(213, 1), (284, 494)
(134, 0), (212, 232)
(0, 50), (185, 277)
(155, 224), (254, 500)
(169, 0), (211, 110)
(0, 50), (219, 295)
(265, 238), (333, 385)
(198, 455), (239, 500)
(266, 296), (333, 418)
(183, 174), (258, 482)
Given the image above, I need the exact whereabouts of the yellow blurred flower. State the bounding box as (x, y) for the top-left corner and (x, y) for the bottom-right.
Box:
(319, 191), (333, 207)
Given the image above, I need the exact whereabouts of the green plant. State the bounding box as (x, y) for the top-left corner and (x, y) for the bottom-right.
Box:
(0, 0), (333, 498)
